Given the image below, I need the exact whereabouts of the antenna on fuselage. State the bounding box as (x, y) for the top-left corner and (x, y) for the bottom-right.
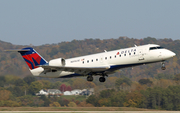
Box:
(104, 50), (107, 52)
(134, 44), (137, 47)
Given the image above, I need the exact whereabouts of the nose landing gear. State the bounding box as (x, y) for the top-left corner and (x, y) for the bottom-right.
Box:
(161, 62), (166, 70)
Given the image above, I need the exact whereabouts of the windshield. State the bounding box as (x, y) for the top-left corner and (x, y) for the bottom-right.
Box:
(149, 46), (164, 50)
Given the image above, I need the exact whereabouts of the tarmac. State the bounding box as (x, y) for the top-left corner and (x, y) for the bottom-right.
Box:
(0, 111), (180, 113)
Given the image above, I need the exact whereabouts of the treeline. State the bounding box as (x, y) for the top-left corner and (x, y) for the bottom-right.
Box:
(86, 86), (180, 110)
(86, 74), (180, 110)
(1, 37), (180, 80)
(0, 75), (95, 107)
(0, 73), (180, 109)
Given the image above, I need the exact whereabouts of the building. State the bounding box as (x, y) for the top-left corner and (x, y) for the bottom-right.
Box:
(36, 89), (62, 96)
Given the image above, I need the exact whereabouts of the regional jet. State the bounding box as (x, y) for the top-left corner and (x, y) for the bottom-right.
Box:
(9, 44), (176, 82)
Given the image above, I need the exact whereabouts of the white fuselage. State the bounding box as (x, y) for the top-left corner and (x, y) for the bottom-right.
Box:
(30, 44), (176, 78)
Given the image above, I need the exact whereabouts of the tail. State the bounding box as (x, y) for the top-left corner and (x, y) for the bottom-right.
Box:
(18, 47), (48, 70)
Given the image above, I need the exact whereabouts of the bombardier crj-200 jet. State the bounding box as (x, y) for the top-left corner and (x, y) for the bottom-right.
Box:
(10, 44), (176, 82)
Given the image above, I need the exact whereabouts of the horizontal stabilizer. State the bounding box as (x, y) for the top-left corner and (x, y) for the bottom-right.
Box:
(4, 49), (31, 52)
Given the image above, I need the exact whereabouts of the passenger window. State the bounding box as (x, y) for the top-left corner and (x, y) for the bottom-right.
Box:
(119, 55), (121, 57)
(105, 57), (107, 60)
(129, 53), (131, 55)
(110, 56), (111, 59)
(115, 55), (116, 58)
(83, 61), (84, 64)
(87, 60), (89, 63)
(92, 60), (93, 62)
(96, 59), (98, 61)
(124, 54), (126, 56)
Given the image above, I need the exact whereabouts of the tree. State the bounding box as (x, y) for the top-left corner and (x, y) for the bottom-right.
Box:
(19, 95), (34, 106)
(49, 102), (61, 107)
(72, 78), (86, 89)
(5, 75), (20, 85)
(115, 77), (132, 90)
(66, 86), (72, 91)
(0, 90), (11, 101)
(0, 76), (5, 87)
(68, 102), (77, 107)
(59, 84), (67, 92)
(138, 78), (152, 85)
(86, 95), (99, 106)
(3, 100), (20, 107)
(58, 98), (69, 107)
(123, 91), (143, 107)
(78, 101), (94, 107)
(29, 81), (43, 95)
(23, 76), (36, 85)
(8, 86), (24, 97)
(50, 81), (62, 89)
(115, 78), (123, 90)
(39, 95), (51, 107)
(14, 78), (27, 86)
(39, 80), (51, 89)
(99, 89), (115, 98)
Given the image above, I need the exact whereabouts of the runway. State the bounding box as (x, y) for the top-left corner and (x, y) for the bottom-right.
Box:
(0, 111), (179, 113)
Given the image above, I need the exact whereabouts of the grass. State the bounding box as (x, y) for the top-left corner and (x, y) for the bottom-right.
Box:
(61, 95), (87, 101)
(0, 107), (160, 111)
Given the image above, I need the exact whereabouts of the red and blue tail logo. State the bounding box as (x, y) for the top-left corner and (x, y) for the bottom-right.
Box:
(18, 47), (48, 70)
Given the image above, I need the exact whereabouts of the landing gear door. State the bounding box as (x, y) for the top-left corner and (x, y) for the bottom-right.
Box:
(138, 49), (145, 61)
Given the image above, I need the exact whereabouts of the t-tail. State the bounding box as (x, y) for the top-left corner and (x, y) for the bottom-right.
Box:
(18, 47), (48, 70)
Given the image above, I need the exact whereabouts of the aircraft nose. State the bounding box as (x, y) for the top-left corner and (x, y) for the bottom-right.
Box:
(167, 51), (176, 58)
(162, 50), (176, 59)
(171, 51), (176, 57)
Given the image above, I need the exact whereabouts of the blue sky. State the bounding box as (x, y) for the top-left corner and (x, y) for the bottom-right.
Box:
(0, 0), (180, 45)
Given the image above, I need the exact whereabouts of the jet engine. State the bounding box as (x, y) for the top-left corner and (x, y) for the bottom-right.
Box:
(49, 58), (66, 66)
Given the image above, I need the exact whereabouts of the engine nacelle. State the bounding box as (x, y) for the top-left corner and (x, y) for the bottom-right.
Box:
(49, 58), (66, 66)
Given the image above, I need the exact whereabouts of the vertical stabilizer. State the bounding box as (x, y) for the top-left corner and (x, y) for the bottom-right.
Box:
(18, 47), (48, 70)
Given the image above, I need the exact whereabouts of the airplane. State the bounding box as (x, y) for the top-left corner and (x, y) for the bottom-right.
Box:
(8, 44), (176, 82)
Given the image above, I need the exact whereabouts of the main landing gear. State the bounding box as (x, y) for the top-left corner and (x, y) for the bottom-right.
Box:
(87, 75), (93, 82)
(99, 77), (106, 82)
(161, 62), (166, 70)
(87, 73), (108, 82)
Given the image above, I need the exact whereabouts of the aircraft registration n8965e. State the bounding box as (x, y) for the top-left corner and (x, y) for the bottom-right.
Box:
(7, 44), (176, 82)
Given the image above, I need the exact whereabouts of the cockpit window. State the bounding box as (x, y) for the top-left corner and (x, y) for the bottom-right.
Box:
(157, 47), (164, 49)
(149, 47), (157, 50)
(149, 46), (164, 50)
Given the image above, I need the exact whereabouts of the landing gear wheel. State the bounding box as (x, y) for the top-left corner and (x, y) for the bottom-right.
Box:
(161, 62), (166, 70)
(99, 77), (106, 82)
(87, 76), (93, 82)
(161, 66), (166, 70)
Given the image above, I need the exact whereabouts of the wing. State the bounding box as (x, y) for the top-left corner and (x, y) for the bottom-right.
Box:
(40, 65), (110, 75)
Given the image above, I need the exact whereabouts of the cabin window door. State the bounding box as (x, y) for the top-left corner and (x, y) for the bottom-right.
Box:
(138, 49), (145, 61)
